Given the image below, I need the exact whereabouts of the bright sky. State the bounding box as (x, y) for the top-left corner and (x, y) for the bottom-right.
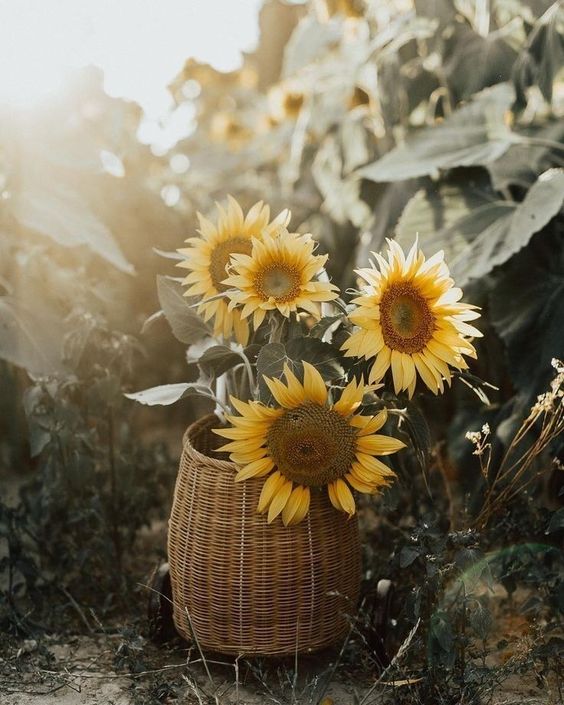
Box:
(0, 0), (263, 117)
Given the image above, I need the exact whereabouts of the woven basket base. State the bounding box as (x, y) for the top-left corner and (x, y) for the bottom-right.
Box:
(167, 415), (361, 656)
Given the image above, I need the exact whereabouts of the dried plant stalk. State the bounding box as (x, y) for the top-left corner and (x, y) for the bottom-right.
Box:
(472, 359), (564, 529)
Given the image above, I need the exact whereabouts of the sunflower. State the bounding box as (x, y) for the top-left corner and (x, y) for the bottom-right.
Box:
(209, 112), (251, 150)
(268, 79), (305, 123)
(222, 228), (339, 331)
(177, 196), (290, 344)
(341, 239), (481, 397)
(214, 362), (404, 525)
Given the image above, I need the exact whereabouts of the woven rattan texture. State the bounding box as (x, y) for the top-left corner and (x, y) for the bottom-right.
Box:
(167, 414), (361, 655)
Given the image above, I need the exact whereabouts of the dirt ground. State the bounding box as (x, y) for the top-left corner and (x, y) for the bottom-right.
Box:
(1, 571), (561, 705)
(0, 633), (369, 705)
(0, 626), (559, 705)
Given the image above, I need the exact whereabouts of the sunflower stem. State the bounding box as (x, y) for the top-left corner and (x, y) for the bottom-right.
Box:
(215, 374), (228, 421)
(269, 312), (286, 343)
(236, 348), (256, 396)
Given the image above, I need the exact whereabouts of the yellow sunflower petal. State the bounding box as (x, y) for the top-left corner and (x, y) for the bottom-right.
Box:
(282, 363), (306, 400)
(291, 486), (311, 525)
(357, 434), (406, 455)
(401, 354), (416, 390)
(356, 453), (396, 477)
(346, 472), (379, 494)
(328, 481), (342, 512)
(426, 339), (460, 366)
(230, 448), (268, 465)
(218, 436), (269, 453)
(391, 349), (404, 393)
(213, 426), (261, 440)
(351, 461), (387, 484)
(264, 376), (302, 408)
(302, 362), (328, 405)
(333, 378), (364, 415)
(267, 479), (293, 523)
(257, 471), (286, 514)
(369, 347), (392, 383)
(349, 409), (388, 435)
(234, 457), (275, 482)
(334, 478), (356, 516)
(412, 352), (439, 393)
(281, 485), (306, 526)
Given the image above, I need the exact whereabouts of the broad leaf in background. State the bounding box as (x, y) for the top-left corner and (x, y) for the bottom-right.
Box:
(286, 338), (344, 380)
(12, 175), (133, 275)
(22, 386), (52, 457)
(256, 343), (287, 402)
(0, 297), (67, 376)
(156, 275), (212, 345)
(547, 508), (564, 534)
(359, 83), (516, 182)
(3, 94), (138, 275)
(356, 180), (420, 267)
(396, 169), (564, 284)
(400, 545), (422, 568)
(395, 184), (500, 259)
(443, 24), (517, 102)
(451, 169), (564, 285)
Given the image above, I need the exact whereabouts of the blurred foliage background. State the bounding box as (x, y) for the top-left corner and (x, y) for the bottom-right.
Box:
(0, 0), (563, 701)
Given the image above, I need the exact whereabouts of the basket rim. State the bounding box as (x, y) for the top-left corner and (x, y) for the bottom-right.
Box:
(182, 413), (237, 474)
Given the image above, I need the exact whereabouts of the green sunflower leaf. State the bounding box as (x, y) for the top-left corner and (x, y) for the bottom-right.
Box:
(124, 382), (211, 406)
(156, 275), (212, 345)
(198, 345), (243, 378)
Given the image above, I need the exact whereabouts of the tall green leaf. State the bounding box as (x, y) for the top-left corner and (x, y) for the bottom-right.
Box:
(156, 275), (212, 345)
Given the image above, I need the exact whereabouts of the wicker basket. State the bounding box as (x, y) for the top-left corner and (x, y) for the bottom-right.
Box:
(167, 414), (361, 656)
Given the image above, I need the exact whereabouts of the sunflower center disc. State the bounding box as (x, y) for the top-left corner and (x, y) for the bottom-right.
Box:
(283, 92), (304, 117)
(255, 264), (301, 303)
(380, 282), (435, 354)
(209, 236), (252, 292)
(266, 403), (357, 486)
